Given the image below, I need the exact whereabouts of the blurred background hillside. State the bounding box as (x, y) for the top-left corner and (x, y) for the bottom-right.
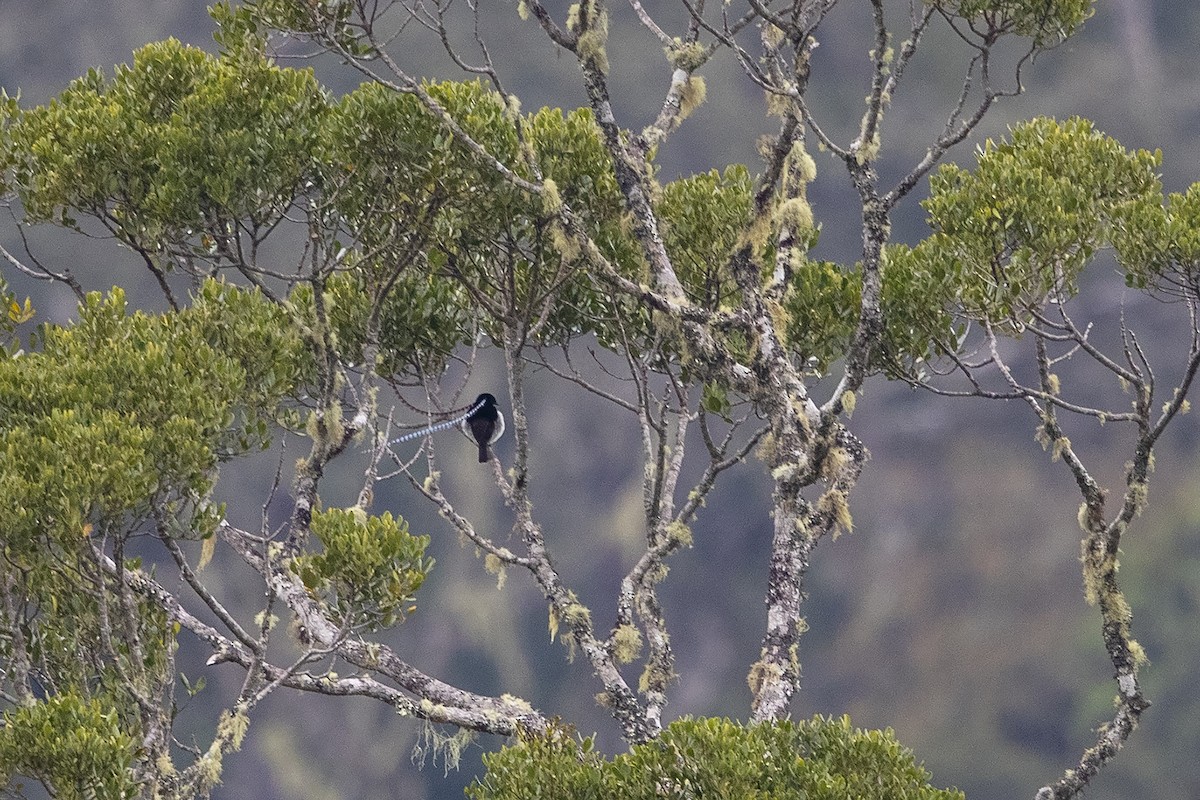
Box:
(4, 2), (1200, 799)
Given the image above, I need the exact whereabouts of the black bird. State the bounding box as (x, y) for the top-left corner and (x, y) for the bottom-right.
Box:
(461, 393), (505, 463)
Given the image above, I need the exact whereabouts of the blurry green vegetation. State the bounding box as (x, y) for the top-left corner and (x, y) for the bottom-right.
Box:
(469, 716), (963, 800)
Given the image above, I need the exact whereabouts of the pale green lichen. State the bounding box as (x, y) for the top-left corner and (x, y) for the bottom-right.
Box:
(412, 721), (473, 771)
(665, 520), (693, 547)
(253, 611), (279, 631)
(765, 89), (791, 119)
(549, 222), (582, 263)
(576, 9), (610, 74)
(638, 661), (670, 693)
(155, 753), (179, 781)
(841, 389), (857, 418)
(820, 446), (852, 482)
(677, 75), (707, 121)
(505, 93), (522, 118)
(1080, 539), (1112, 606)
(484, 552), (507, 590)
(740, 207), (776, 261)
(855, 131), (882, 165)
(1034, 423), (1053, 451)
(766, 298), (792, 344)
(542, 177), (562, 214)
(818, 489), (853, 538)
(199, 534), (216, 571)
(746, 657), (783, 695)
(1127, 479), (1148, 516)
(499, 693), (534, 712)
(612, 624), (643, 664)
(787, 640), (802, 673)
(217, 704), (250, 751)
(787, 140), (818, 185)
(775, 197), (814, 234)
(563, 600), (591, 627)
(771, 462), (798, 481)
(756, 431), (777, 463)
(666, 39), (707, 72)
(762, 24), (785, 48)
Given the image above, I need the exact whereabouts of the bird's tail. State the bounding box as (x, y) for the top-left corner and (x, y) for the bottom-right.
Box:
(389, 396), (489, 446)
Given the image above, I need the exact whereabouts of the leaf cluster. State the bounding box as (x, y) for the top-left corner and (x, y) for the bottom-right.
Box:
(1, 281), (300, 552)
(1116, 181), (1200, 296)
(3, 38), (325, 245)
(0, 695), (140, 800)
(0, 281), (300, 700)
(659, 166), (753, 312)
(468, 716), (963, 800)
(293, 508), (433, 632)
(936, 0), (1094, 45)
(0, 37), (879, 385)
(430, 99), (642, 349)
(782, 259), (859, 373)
(916, 117), (1162, 326)
(215, 0), (371, 58)
(291, 268), (473, 378)
(318, 80), (501, 253)
(0, 272), (30, 354)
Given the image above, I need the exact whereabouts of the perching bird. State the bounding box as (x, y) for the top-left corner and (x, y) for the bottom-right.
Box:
(388, 393), (505, 463)
(461, 392), (505, 463)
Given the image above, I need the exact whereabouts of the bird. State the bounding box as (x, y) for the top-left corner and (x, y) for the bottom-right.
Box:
(388, 393), (505, 463)
(461, 393), (505, 463)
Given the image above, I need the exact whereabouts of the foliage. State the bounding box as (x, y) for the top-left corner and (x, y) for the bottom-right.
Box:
(914, 117), (1162, 326)
(1116, 181), (1200, 296)
(512, 105), (640, 347)
(289, 268), (473, 378)
(468, 716), (964, 800)
(1, 281), (300, 554)
(0, 695), (140, 800)
(0, 89), (17, 197)
(319, 79), (506, 253)
(0, 281), (302, 793)
(293, 508), (433, 632)
(0, 273), (32, 354)
(936, 0), (1094, 45)
(782, 260), (860, 374)
(213, 0), (370, 58)
(658, 166), (753, 311)
(781, 248), (963, 378)
(4, 38), (324, 245)
(0, 2), (1183, 799)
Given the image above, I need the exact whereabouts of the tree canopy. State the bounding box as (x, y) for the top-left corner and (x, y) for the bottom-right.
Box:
(2, 1), (1197, 799)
